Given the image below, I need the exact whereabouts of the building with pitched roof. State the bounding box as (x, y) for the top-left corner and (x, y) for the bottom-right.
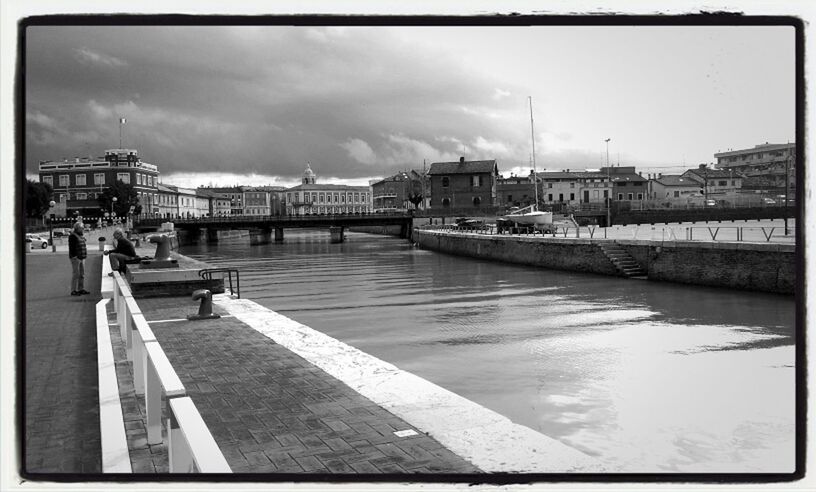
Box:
(682, 165), (743, 196)
(648, 174), (703, 202)
(427, 157), (498, 212)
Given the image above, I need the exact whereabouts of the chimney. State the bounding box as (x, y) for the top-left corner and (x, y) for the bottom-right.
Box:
(699, 164), (707, 170)
(459, 156), (465, 164)
(638, 172), (642, 177)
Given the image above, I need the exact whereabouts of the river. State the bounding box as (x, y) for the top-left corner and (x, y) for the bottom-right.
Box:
(183, 230), (796, 473)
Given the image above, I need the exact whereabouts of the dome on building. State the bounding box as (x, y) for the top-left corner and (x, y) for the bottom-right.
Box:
(302, 162), (317, 184)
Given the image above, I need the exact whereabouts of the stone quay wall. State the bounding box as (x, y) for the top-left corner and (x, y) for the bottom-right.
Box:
(413, 229), (795, 295)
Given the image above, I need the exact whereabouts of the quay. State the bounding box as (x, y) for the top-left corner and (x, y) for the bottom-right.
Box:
(23, 236), (603, 478)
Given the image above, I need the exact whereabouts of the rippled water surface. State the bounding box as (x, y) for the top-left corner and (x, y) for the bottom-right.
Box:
(184, 230), (796, 473)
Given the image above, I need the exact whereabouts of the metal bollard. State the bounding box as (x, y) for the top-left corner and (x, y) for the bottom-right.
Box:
(187, 289), (221, 321)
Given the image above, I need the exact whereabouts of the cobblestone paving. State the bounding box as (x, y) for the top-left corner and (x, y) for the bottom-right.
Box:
(24, 253), (103, 474)
(137, 297), (481, 474)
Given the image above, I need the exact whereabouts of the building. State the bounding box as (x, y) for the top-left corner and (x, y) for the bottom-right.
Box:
(204, 187), (244, 215)
(539, 171), (581, 206)
(496, 172), (537, 208)
(38, 148), (159, 217)
(648, 174), (703, 203)
(575, 170), (613, 207)
(427, 157), (498, 212)
(682, 165), (743, 197)
(156, 183), (179, 218)
(243, 187), (272, 216)
(284, 164), (371, 215)
(603, 166), (649, 202)
(714, 142), (795, 189)
(371, 170), (425, 212)
(196, 188), (233, 217)
(176, 187), (198, 218)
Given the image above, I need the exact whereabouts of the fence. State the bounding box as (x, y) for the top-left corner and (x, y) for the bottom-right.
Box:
(107, 270), (230, 473)
(419, 221), (796, 243)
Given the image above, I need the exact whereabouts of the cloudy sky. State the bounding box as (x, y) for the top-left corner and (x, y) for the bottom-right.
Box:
(24, 22), (795, 187)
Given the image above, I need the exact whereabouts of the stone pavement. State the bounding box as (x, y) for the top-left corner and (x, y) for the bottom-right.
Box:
(24, 251), (103, 474)
(135, 297), (481, 474)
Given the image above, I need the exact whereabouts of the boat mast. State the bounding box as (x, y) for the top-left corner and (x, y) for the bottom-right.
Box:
(529, 96), (540, 210)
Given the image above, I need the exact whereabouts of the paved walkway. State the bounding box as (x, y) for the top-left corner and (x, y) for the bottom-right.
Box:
(24, 250), (103, 474)
(136, 297), (480, 474)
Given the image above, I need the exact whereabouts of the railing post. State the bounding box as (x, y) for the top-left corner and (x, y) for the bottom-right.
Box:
(168, 404), (195, 473)
(133, 329), (145, 396)
(145, 353), (163, 445)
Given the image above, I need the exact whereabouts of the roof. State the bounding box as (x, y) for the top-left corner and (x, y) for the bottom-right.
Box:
(287, 183), (370, 191)
(684, 168), (740, 180)
(538, 172), (579, 180)
(653, 175), (700, 187)
(714, 142), (794, 158)
(157, 183), (177, 193)
(428, 159), (497, 175)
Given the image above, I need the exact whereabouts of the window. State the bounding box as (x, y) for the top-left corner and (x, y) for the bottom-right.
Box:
(674, 191), (680, 198)
(547, 183), (553, 188)
(558, 193), (564, 202)
(117, 173), (130, 184)
(570, 182), (575, 188)
(618, 193), (623, 200)
(627, 193), (633, 200)
(507, 194), (513, 202)
(442, 176), (450, 187)
(637, 193), (643, 200)
(59, 175), (69, 187)
(136, 174), (143, 185)
(341, 195), (345, 203)
(718, 180), (727, 186)
(471, 175), (482, 187)
(548, 194), (553, 201)
(570, 193), (575, 201)
(441, 198), (451, 207)
(58, 193), (66, 202)
(77, 192), (87, 200)
(354, 193), (359, 202)
(94, 173), (105, 185)
(42, 176), (53, 186)
(731, 180), (736, 186)
(473, 196), (481, 206)
(75, 174), (86, 186)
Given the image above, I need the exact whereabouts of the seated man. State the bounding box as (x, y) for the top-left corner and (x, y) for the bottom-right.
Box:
(104, 228), (137, 275)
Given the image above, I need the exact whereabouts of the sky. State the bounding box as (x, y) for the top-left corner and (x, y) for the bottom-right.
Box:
(24, 23), (796, 188)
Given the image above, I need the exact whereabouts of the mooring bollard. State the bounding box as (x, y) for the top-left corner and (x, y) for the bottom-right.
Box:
(187, 289), (221, 321)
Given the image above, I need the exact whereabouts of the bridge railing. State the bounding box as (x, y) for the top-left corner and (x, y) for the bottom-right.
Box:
(109, 271), (230, 473)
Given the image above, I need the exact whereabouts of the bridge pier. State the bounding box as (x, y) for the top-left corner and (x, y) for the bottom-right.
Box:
(206, 228), (219, 244)
(249, 228), (272, 245)
(329, 226), (344, 243)
(275, 227), (284, 242)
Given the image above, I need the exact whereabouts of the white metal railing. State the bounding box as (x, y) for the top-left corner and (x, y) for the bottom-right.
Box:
(96, 298), (132, 473)
(109, 272), (230, 473)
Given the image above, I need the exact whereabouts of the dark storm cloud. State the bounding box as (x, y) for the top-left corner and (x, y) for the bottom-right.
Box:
(25, 25), (528, 179)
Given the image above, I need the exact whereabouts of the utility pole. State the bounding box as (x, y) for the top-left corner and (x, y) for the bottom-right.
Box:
(605, 138), (611, 227)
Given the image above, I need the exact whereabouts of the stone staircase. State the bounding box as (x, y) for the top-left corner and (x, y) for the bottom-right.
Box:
(598, 241), (647, 278)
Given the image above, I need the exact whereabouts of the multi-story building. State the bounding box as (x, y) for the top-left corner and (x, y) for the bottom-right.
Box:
(371, 170), (425, 212)
(496, 172), (537, 208)
(649, 174), (703, 203)
(714, 142), (795, 189)
(242, 187), (271, 216)
(427, 157), (498, 212)
(682, 165), (743, 197)
(539, 171), (581, 206)
(156, 183), (179, 218)
(176, 187), (198, 218)
(284, 164), (371, 215)
(575, 170), (613, 207)
(38, 148), (159, 217)
(606, 167), (649, 202)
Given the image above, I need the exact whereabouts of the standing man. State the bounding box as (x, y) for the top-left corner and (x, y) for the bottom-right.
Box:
(68, 222), (89, 296)
(104, 228), (137, 275)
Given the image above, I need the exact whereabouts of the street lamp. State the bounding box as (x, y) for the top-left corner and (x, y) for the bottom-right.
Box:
(48, 200), (56, 252)
(111, 196), (118, 225)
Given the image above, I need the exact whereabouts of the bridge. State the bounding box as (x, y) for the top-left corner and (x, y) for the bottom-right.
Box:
(133, 212), (415, 244)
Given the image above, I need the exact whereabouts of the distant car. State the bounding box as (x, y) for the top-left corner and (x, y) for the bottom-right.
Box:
(26, 234), (48, 249)
(705, 199), (717, 207)
(52, 228), (70, 238)
(762, 198), (777, 205)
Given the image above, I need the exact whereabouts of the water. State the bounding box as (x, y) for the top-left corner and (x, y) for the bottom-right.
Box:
(184, 230), (796, 473)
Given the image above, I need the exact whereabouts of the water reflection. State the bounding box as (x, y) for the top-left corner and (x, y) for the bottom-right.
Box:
(185, 230), (795, 472)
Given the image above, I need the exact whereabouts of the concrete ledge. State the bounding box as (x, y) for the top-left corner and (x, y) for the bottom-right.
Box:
(215, 295), (605, 473)
(95, 299), (132, 473)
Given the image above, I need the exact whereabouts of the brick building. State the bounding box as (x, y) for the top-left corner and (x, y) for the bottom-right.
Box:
(427, 157), (498, 213)
(38, 148), (159, 217)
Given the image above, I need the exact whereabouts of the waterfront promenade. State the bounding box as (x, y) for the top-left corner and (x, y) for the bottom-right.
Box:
(24, 250), (103, 473)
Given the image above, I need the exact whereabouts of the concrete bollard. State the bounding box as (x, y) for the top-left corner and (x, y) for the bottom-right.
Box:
(98, 237), (107, 252)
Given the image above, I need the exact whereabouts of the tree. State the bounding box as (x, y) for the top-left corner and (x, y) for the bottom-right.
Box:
(24, 180), (53, 218)
(407, 192), (423, 209)
(97, 180), (139, 217)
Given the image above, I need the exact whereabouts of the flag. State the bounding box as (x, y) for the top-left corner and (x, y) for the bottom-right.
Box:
(120, 117), (127, 124)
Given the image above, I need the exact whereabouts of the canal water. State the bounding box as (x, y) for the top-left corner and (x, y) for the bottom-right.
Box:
(184, 230), (796, 473)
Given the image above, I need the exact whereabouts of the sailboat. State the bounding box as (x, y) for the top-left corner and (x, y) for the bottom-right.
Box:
(503, 96), (553, 227)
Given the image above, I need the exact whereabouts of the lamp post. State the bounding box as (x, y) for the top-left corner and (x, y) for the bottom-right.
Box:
(111, 196), (117, 226)
(48, 200), (56, 252)
(605, 138), (611, 227)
